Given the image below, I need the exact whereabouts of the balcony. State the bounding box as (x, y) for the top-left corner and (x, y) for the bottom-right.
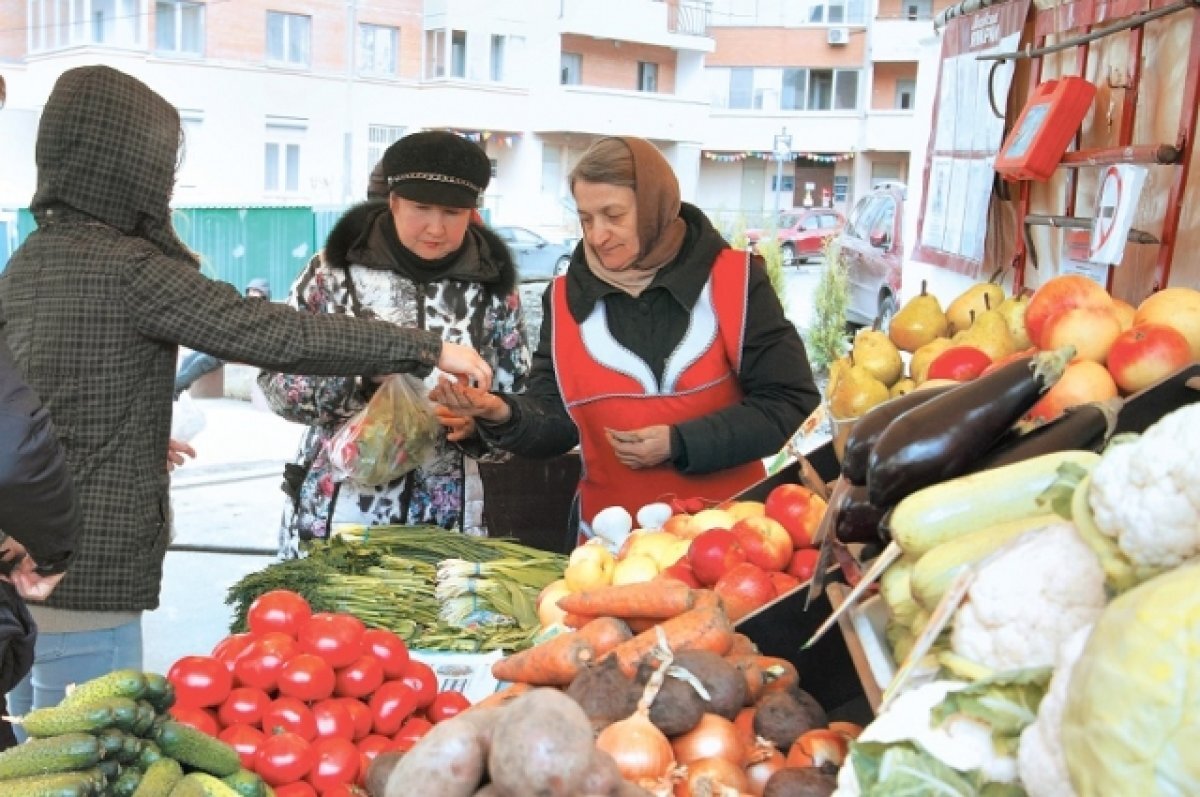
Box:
(528, 83), (711, 141)
(862, 109), (919, 152)
(870, 19), (933, 61)
(558, 0), (715, 52)
(703, 113), (865, 155)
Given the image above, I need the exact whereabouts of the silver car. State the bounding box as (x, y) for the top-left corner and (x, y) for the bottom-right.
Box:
(494, 226), (575, 282)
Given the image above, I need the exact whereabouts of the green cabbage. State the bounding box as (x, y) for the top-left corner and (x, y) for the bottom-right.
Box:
(1061, 562), (1200, 795)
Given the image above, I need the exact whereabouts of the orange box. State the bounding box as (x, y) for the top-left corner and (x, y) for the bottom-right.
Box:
(995, 77), (1097, 181)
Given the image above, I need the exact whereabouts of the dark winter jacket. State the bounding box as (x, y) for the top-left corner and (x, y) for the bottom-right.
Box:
(479, 203), (821, 474)
(0, 66), (451, 611)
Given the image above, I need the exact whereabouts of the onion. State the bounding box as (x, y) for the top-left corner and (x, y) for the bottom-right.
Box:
(674, 756), (751, 797)
(743, 748), (785, 796)
(671, 713), (747, 766)
(596, 643), (676, 782)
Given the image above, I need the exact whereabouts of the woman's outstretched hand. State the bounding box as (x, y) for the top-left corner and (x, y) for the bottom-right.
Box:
(428, 376), (511, 424)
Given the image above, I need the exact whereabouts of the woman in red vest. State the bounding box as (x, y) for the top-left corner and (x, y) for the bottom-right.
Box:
(430, 136), (820, 547)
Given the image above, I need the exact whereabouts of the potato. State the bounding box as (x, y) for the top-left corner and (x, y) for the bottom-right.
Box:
(670, 650), (746, 720)
(754, 690), (828, 750)
(567, 657), (639, 733)
(488, 688), (595, 797)
(763, 766), (837, 797)
(577, 749), (622, 796)
(370, 715), (488, 797)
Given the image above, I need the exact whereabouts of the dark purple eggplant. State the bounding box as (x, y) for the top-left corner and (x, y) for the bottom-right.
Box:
(971, 396), (1122, 472)
(866, 347), (1073, 507)
(834, 482), (890, 544)
(839, 383), (957, 486)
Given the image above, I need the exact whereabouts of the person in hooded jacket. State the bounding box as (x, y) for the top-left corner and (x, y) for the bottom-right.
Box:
(431, 136), (821, 548)
(0, 65), (493, 714)
(259, 131), (530, 557)
(172, 278), (272, 398)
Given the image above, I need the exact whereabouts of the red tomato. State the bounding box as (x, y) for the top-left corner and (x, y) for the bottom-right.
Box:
(786, 548), (821, 582)
(356, 734), (392, 762)
(360, 629), (410, 679)
(389, 715), (432, 751)
(218, 723), (266, 770)
(168, 655), (233, 709)
(217, 687), (272, 728)
(334, 654), (385, 700)
(426, 691), (471, 724)
(255, 731), (312, 787)
(298, 613), (366, 669)
(322, 785), (368, 797)
(398, 660), (438, 709)
(307, 737), (360, 792)
(247, 589), (313, 637)
(368, 681), (418, 736)
(234, 632), (299, 694)
(927, 346), (992, 382)
(277, 653), (336, 703)
(310, 698), (356, 741)
(273, 784), (318, 797)
(337, 698), (374, 741)
(262, 696), (318, 741)
(211, 633), (257, 673)
(169, 705), (220, 736)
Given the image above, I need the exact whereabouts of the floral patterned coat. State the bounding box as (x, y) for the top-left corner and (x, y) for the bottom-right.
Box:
(259, 202), (531, 558)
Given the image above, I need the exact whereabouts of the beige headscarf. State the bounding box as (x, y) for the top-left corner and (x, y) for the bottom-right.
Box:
(582, 137), (687, 297)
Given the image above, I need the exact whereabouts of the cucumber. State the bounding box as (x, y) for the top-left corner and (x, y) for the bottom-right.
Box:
(132, 701), (159, 737)
(168, 772), (242, 797)
(110, 766), (143, 797)
(105, 698), (142, 734)
(61, 670), (147, 708)
(132, 758), (183, 797)
(116, 733), (145, 765)
(0, 767), (105, 797)
(18, 702), (117, 738)
(221, 769), (269, 797)
(888, 449), (1101, 558)
(140, 674), (174, 714)
(136, 741), (164, 771)
(153, 721), (240, 778)
(909, 513), (1061, 610)
(95, 728), (127, 759)
(867, 347), (1073, 508)
(0, 732), (103, 780)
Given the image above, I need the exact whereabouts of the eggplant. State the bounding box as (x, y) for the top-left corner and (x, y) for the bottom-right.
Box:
(972, 396), (1123, 472)
(866, 347), (1074, 508)
(840, 383), (957, 486)
(833, 482), (890, 544)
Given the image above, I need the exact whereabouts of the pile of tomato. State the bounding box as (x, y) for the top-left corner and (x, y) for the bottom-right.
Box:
(165, 589), (470, 797)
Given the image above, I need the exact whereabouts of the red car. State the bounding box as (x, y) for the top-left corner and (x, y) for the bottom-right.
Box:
(836, 183), (907, 329)
(746, 207), (845, 265)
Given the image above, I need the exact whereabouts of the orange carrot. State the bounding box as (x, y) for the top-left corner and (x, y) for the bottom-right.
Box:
(572, 616), (634, 658)
(470, 682), (531, 712)
(727, 633), (760, 656)
(691, 590), (723, 611)
(625, 617), (658, 633)
(491, 631), (595, 686)
(602, 605), (735, 678)
(562, 612), (598, 629)
(557, 580), (696, 620)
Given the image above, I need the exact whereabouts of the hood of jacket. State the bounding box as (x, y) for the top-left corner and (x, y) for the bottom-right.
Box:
(30, 65), (197, 265)
(324, 201), (518, 297)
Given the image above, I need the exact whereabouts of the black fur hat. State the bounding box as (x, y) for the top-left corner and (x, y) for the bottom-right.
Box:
(381, 130), (490, 208)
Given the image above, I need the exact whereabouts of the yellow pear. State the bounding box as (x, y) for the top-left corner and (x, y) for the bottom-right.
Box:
(910, 337), (954, 383)
(828, 364), (890, 419)
(852, 329), (904, 387)
(996, 295), (1032, 350)
(825, 355), (853, 403)
(946, 282), (1006, 335)
(953, 302), (1016, 362)
(889, 377), (916, 398)
(889, 281), (950, 352)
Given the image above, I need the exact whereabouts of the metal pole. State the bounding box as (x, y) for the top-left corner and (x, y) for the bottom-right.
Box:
(775, 154), (785, 215)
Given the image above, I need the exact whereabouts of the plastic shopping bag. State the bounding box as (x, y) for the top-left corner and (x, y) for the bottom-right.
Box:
(170, 392), (207, 443)
(327, 374), (440, 487)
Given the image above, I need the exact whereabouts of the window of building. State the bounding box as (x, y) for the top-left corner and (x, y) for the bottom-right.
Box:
(490, 34), (507, 81)
(905, 0), (932, 19)
(833, 175), (850, 204)
(895, 79), (916, 110)
(834, 70), (859, 109)
(782, 68), (806, 110)
(638, 62), (659, 92)
(805, 0), (866, 24)
(561, 52), (582, 85)
(29, 0), (141, 51)
(729, 67), (754, 109)
(367, 124), (405, 174)
(450, 30), (466, 78)
(541, 145), (562, 194)
(359, 23), (398, 76)
(155, 1), (203, 56)
(265, 119), (306, 193)
(872, 163), (904, 186)
(771, 175), (796, 192)
(266, 11), (310, 68)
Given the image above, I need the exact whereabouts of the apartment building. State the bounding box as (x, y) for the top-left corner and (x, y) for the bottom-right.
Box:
(0, 0), (953, 251)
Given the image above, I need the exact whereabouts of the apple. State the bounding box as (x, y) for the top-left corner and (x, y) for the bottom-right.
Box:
(1111, 299), (1136, 331)
(713, 563), (777, 622)
(1133, 286), (1200, 359)
(763, 484), (827, 549)
(1025, 359), (1118, 423)
(1024, 274), (1113, 349)
(564, 539), (615, 592)
(731, 516), (794, 572)
(1040, 305), (1123, 363)
(658, 560), (702, 589)
(723, 500), (767, 522)
(627, 531), (690, 568)
(690, 508), (736, 533)
(687, 529), (747, 586)
(536, 579), (572, 629)
(786, 548), (821, 582)
(769, 571), (803, 597)
(662, 513), (703, 540)
(1106, 322), (1193, 394)
(612, 554), (660, 586)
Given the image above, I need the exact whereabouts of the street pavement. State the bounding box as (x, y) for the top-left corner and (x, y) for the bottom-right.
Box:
(144, 265), (824, 674)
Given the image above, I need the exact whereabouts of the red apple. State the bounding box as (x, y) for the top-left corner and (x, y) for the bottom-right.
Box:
(658, 560), (702, 589)
(1041, 306), (1123, 363)
(1024, 274), (1113, 349)
(1106, 322), (1193, 394)
(769, 571), (803, 597)
(786, 548), (821, 582)
(764, 484), (827, 550)
(662, 513), (703, 540)
(714, 563), (777, 622)
(1133, 287), (1200, 359)
(687, 529), (747, 587)
(731, 516), (794, 572)
(1025, 359), (1118, 424)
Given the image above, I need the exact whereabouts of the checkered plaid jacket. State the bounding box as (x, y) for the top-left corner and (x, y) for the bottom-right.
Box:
(0, 66), (442, 611)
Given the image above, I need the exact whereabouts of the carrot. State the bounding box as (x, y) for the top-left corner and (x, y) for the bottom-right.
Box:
(757, 656), (800, 695)
(562, 612), (598, 629)
(470, 682), (531, 712)
(573, 616), (634, 658)
(724, 654), (768, 704)
(625, 617), (658, 633)
(727, 633), (759, 656)
(490, 617), (633, 686)
(691, 590), (723, 611)
(602, 605), (735, 678)
(557, 580), (696, 620)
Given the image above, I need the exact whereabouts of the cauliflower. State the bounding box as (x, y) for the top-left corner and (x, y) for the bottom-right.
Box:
(951, 522), (1106, 671)
(1017, 624), (1093, 797)
(1087, 403), (1200, 572)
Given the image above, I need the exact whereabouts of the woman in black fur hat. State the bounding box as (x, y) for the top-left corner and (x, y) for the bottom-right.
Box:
(259, 131), (531, 557)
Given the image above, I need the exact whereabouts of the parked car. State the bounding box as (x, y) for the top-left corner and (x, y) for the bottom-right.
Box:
(745, 207), (844, 265)
(494, 226), (575, 282)
(836, 183), (907, 329)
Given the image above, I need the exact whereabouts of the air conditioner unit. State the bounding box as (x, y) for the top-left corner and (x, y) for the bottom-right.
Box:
(827, 26), (850, 45)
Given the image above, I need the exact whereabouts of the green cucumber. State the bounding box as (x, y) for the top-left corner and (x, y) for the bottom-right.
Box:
(0, 767), (105, 797)
(110, 766), (143, 797)
(60, 670), (147, 707)
(153, 721), (239, 777)
(0, 732), (103, 780)
(221, 769), (268, 797)
(139, 674), (174, 714)
(167, 772), (242, 797)
(18, 702), (117, 738)
(132, 758), (183, 797)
